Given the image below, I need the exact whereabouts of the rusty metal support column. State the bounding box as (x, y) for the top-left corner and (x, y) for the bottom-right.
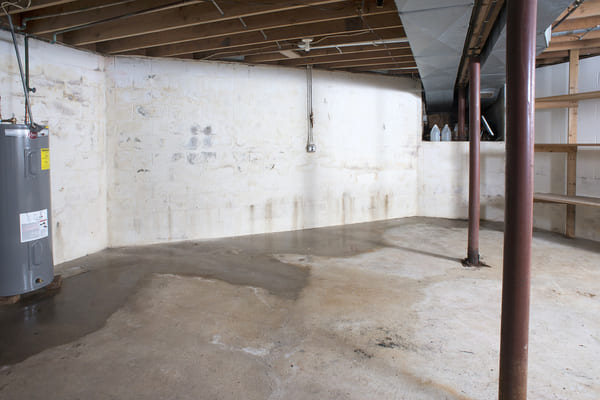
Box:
(465, 59), (481, 266)
(498, 0), (537, 398)
(458, 86), (466, 141)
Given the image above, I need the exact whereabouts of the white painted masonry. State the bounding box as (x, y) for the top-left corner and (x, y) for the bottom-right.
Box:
(0, 31), (107, 264)
(2, 30), (598, 264)
(417, 142), (506, 222)
(417, 56), (600, 242)
(105, 57), (422, 246)
(1, 32), (422, 259)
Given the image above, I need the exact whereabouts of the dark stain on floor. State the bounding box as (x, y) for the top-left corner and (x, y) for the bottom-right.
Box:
(0, 218), (409, 365)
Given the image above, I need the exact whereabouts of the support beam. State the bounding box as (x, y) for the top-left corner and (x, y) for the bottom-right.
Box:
(458, 86), (466, 141)
(566, 49), (579, 238)
(464, 58), (481, 266)
(498, 0), (537, 398)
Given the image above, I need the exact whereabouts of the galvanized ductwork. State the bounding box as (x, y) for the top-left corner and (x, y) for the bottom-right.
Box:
(394, 1), (474, 111)
(480, 0), (574, 108)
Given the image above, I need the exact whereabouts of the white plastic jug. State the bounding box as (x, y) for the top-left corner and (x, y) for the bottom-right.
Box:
(441, 124), (452, 141)
(430, 124), (441, 141)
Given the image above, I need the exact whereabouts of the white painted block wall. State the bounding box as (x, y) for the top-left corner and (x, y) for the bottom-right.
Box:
(105, 57), (422, 246)
(418, 56), (600, 242)
(417, 142), (506, 222)
(0, 31), (107, 264)
(1, 32), (422, 260)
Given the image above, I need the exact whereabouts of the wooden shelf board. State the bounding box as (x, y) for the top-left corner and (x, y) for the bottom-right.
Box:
(534, 193), (600, 207)
(536, 90), (600, 108)
(535, 143), (600, 152)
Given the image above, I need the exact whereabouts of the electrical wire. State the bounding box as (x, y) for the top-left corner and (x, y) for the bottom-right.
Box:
(2, 0), (42, 129)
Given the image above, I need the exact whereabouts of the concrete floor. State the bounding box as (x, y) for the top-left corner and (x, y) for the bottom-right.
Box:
(0, 217), (599, 399)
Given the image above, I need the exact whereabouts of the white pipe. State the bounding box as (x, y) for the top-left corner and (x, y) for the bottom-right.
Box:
(310, 38), (408, 51)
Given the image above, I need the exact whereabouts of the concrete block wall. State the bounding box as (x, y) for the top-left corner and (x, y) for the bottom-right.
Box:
(417, 142), (506, 222)
(417, 55), (600, 242)
(2, 32), (422, 260)
(0, 31), (107, 264)
(2, 29), (598, 263)
(105, 57), (422, 246)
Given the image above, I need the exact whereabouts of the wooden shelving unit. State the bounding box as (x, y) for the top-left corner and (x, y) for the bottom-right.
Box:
(533, 49), (600, 237)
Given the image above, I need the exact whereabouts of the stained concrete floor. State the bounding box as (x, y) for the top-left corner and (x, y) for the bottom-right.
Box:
(0, 217), (599, 399)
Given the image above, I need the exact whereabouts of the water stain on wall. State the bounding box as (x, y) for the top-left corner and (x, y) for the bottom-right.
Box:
(265, 201), (273, 232)
(185, 136), (198, 150)
(171, 153), (183, 162)
(187, 153), (198, 165)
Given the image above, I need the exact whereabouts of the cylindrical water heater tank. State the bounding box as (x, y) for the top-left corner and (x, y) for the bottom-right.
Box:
(0, 124), (54, 296)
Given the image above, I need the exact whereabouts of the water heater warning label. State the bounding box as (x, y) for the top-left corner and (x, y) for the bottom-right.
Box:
(41, 148), (50, 170)
(20, 209), (49, 243)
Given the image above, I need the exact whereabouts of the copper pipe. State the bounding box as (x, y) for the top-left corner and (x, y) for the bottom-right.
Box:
(466, 58), (481, 266)
(498, 0), (537, 398)
(458, 86), (466, 141)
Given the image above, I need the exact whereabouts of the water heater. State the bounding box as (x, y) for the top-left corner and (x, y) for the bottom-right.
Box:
(0, 124), (54, 296)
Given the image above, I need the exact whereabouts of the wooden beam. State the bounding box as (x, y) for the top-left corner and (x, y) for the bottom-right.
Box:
(26, 0), (197, 35)
(536, 90), (600, 103)
(566, 49), (579, 238)
(321, 58), (416, 69)
(563, 1), (600, 20)
(62, 0), (348, 45)
(96, 2), (398, 54)
(545, 37), (600, 52)
(534, 193), (600, 207)
(535, 100), (578, 109)
(553, 15), (600, 32)
(456, 0), (505, 86)
(534, 144), (577, 153)
(146, 14), (404, 57)
(344, 64), (418, 72)
(188, 29), (407, 61)
(550, 30), (600, 44)
(7, 0), (77, 14)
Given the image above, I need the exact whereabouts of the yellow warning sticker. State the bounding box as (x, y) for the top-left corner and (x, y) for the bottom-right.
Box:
(41, 148), (50, 170)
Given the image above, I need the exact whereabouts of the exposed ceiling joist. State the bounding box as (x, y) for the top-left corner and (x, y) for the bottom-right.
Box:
(25, 0), (201, 35)
(273, 46), (413, 67)
(322, 58), (416, 69)
(6, 0), (77, 14)
(145, 14), (404, 57)
(245, 42), (410, 63)
(96, 2), (398, 54)
(3, 1), (418, 80)
(60, 0), (348, 45)
(456, 0), (505, 87)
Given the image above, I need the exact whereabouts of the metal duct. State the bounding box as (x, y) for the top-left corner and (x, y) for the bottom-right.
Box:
(394, 1), (474, 111)
(480, 0), (573, 108)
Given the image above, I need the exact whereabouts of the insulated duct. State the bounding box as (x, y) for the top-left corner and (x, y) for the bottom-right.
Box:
(394, 1), (474, 111)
